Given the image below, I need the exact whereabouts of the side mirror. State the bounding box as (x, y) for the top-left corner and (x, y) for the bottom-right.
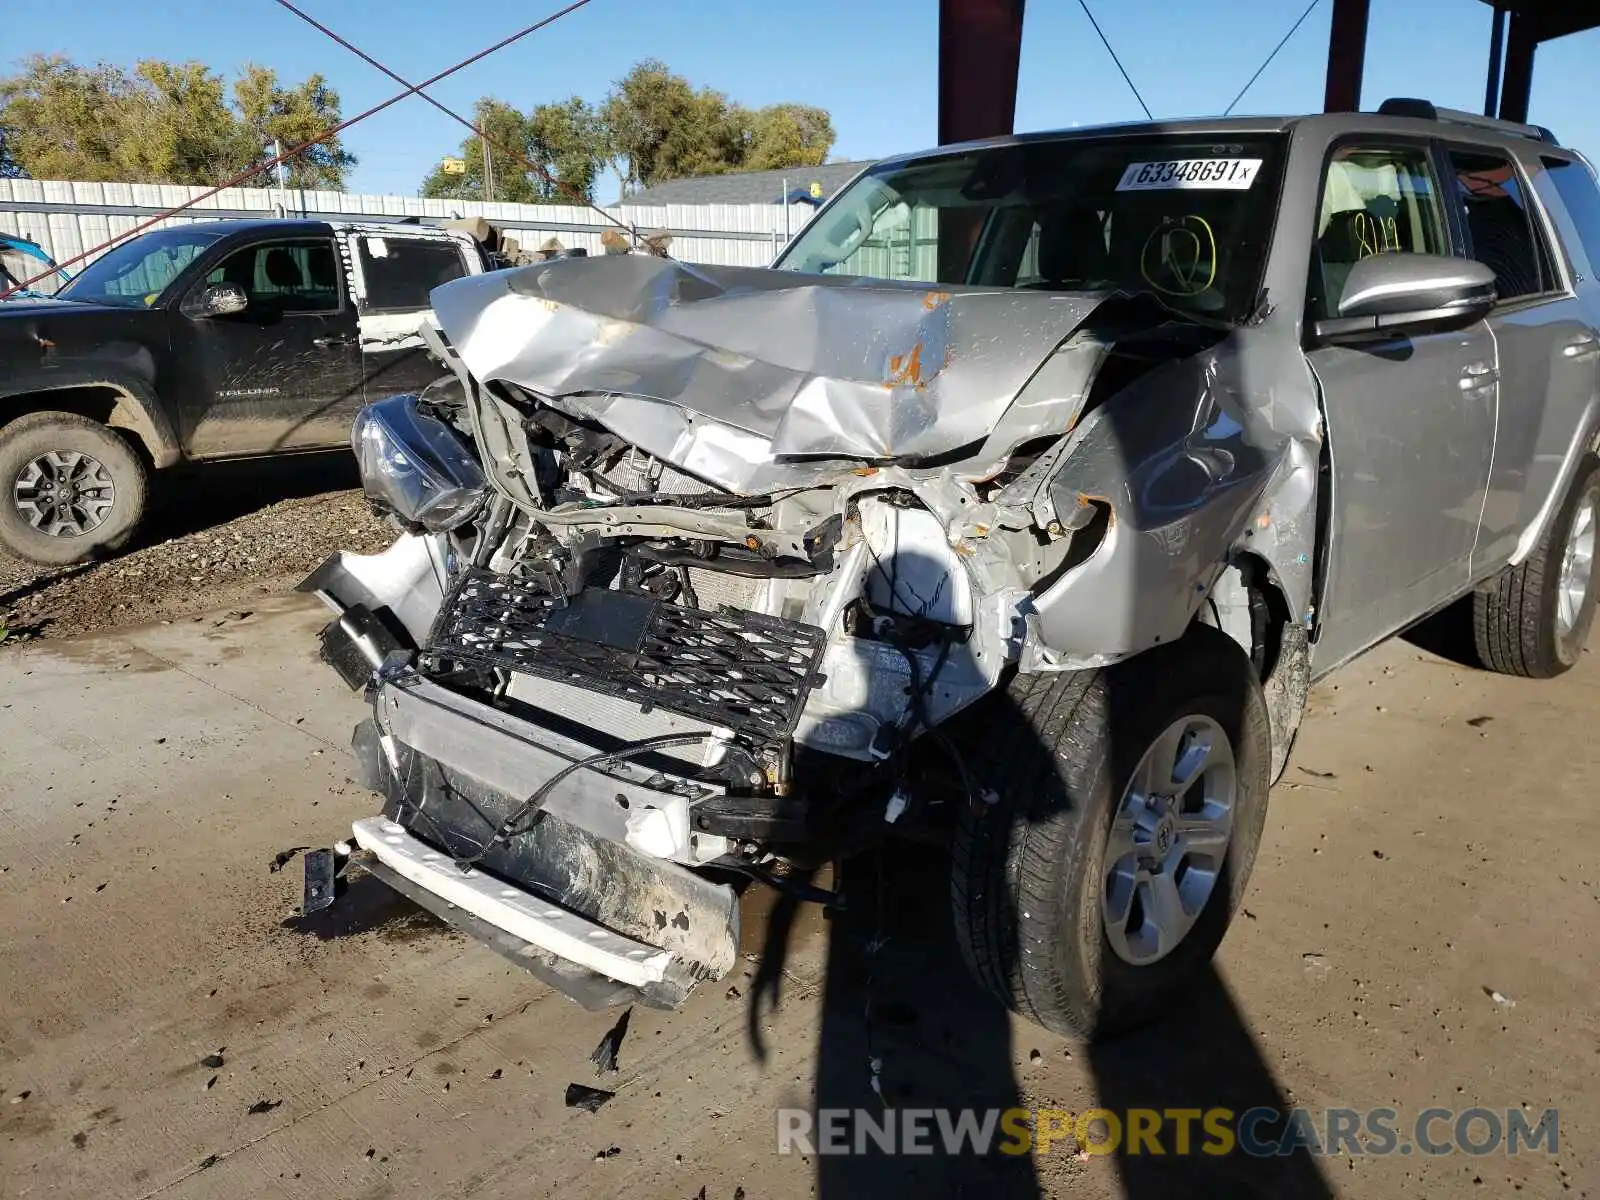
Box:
(191, 282), (248, 318)
(1314, 253), (1496, 343)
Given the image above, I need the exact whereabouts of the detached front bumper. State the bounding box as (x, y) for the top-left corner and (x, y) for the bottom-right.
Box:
(350, 816), (675, 987)
(300, 537), (779, 1010)
(348, 671), (743, 1009)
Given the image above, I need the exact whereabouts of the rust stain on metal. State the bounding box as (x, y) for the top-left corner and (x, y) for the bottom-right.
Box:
(886, 343), (927, 389)
(921, 290), (951, 311)
(1078, 492), (1115, 528)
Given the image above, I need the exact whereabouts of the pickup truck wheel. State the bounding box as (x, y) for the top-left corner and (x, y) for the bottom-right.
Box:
(0, 412), (149, 566)
(951, 624), (1271, 1039)
(1473, 455), (1600, 679)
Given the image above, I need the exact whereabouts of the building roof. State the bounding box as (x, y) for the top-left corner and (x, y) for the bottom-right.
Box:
(620, 161), (874, 207)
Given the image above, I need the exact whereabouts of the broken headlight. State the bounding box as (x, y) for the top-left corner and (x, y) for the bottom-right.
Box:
(352, 394), (488, 532)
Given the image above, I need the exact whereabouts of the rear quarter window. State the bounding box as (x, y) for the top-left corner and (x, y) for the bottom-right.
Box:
(357, 236), (468, 312)
(1541, 157), (1600, 279)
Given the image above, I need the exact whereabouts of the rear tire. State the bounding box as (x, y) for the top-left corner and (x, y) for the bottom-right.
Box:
(952, 624), (1271, 1040)
(0, 411), (149, 565)
(1473, 455), (1600, 678)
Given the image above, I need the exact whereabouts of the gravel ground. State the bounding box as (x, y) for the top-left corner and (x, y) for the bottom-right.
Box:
(0, 458), (393, 642)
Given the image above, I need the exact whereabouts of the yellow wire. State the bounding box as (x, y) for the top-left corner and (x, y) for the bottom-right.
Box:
(1138, 214), (1218, 296)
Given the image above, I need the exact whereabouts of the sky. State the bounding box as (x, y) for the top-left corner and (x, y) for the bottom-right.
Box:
(5, 0), (1598, 201)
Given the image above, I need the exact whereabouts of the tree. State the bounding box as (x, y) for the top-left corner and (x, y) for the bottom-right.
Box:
(527, 97), (601, 202)
(0, 53), (355, 188)
(599, 61), (836, 195)
(420, 61), (837, 201)
(0, 56), (128, 182)
(420, 99), (535, 203)
(114, 60), (258, 185)
(599, 60), (737, 194)
(741, 103), (835, 172)
(421, 96), (601, 204)
(233, 66), (355, 190)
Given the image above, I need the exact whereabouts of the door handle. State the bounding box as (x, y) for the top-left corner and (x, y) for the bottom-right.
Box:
(1563, 335), (1598, 358)
(312, 334), (354, 348)
(1458, 362), (1498, 390)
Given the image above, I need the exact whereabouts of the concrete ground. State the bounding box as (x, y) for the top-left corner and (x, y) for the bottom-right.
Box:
(1, 594), (1596, 1200)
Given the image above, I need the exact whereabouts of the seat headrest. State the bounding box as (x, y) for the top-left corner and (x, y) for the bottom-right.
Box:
(1036, 208), (1110, 285)
(264, 248), (303, 289)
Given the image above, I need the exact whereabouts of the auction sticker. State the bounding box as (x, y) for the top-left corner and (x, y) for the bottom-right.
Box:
(1116, 158), (1263, 191)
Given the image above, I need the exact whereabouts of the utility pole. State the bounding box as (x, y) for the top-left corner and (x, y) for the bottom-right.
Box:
(483, 137), (495, 203)
(270, 139), (290, 216)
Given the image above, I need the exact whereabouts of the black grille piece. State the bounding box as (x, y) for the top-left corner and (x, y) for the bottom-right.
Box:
(427, 568), (825, 742)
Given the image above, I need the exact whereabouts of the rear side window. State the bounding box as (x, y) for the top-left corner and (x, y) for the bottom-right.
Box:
(357, 236), (467, 312)
(1541, 156), (1600, 278)
(1447, 148), (1558, 301)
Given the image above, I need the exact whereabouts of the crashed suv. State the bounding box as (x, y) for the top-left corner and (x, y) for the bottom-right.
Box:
(301, 100), (1600, 1037)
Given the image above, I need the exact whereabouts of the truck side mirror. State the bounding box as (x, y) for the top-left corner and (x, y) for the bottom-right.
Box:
(191, 282), (248, 318)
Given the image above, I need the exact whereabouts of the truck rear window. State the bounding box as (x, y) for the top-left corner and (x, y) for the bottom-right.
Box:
(357, 236), (468, 312)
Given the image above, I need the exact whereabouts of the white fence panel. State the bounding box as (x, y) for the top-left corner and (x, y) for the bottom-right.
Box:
(0, 178), (827, 277)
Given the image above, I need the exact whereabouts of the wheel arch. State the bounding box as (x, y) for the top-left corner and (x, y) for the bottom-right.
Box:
(1507, 397), (1600, 568)
(0, 378), (181, 468)
(1197, 552), (1309, 781)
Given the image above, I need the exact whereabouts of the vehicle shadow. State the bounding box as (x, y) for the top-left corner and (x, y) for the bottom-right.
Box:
(753, 843), (1041, 1196)
(140, 449), (360, 546)
(744, 567), (1333, 1198)
(1400, 595), (1482, 668)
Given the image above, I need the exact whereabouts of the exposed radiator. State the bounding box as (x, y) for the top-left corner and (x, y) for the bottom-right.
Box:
(594, 450), (767, 614)
(596, 448), (715, 499)
(684, 568), (767, 614)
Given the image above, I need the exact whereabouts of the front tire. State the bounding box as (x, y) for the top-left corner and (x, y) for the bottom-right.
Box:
(0, 412), (149, 566)
(1473, 455), (1600, 678)
(952, 625), (1271, 1039)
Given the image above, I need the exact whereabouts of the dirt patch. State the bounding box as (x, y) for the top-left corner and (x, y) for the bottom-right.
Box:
(0, 486), (392, 642)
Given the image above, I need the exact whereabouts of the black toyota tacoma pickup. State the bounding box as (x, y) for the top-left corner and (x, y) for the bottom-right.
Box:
(0, 218), (487, 563)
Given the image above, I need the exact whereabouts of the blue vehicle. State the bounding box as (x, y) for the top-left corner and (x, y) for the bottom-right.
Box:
(0, 233), (72, 299)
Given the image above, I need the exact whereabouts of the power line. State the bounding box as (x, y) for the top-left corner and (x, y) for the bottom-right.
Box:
(271, 0), (635, 239)
(1223, 0), (1323, 116)
(1076, 0), (1152, 121)
(1, 0), (598, 296)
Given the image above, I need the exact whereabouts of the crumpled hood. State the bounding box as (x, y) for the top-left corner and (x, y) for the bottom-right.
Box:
(430, 256), (1106, 468)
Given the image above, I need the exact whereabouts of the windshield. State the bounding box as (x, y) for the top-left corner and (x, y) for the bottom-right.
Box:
(1, 241), (64, 296)
(775, 134), (1286, 320)
(58, 226), (223, 308)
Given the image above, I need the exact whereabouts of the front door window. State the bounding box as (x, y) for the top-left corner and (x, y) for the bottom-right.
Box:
(203, 239), (342, 313)
(1312, 145), (1449, 319)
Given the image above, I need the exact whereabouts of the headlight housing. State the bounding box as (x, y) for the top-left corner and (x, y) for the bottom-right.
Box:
(352, 394), (488, 532)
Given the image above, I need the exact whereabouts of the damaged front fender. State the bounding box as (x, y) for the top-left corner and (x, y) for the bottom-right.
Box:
(1030, 330), (1323, 665)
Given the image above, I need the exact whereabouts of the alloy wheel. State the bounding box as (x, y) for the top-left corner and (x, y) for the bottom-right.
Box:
(12, 450), (116, 538)
(1101, 714), (1236, 965)
(1557, 494), (1597, 639)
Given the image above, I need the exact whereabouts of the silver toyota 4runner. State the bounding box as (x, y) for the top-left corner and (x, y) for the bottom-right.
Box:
(300, 99), (1600, 1038)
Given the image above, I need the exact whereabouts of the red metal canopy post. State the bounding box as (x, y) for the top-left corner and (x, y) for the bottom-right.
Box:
(936, 0), (1026, 281)
(1323, 0), (1372, 112)
(1496, 9), (1539, 122)
(937, 0), (1027, 146)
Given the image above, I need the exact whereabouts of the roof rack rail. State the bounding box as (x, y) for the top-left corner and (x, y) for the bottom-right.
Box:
(1376, 97), (1558, 146)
